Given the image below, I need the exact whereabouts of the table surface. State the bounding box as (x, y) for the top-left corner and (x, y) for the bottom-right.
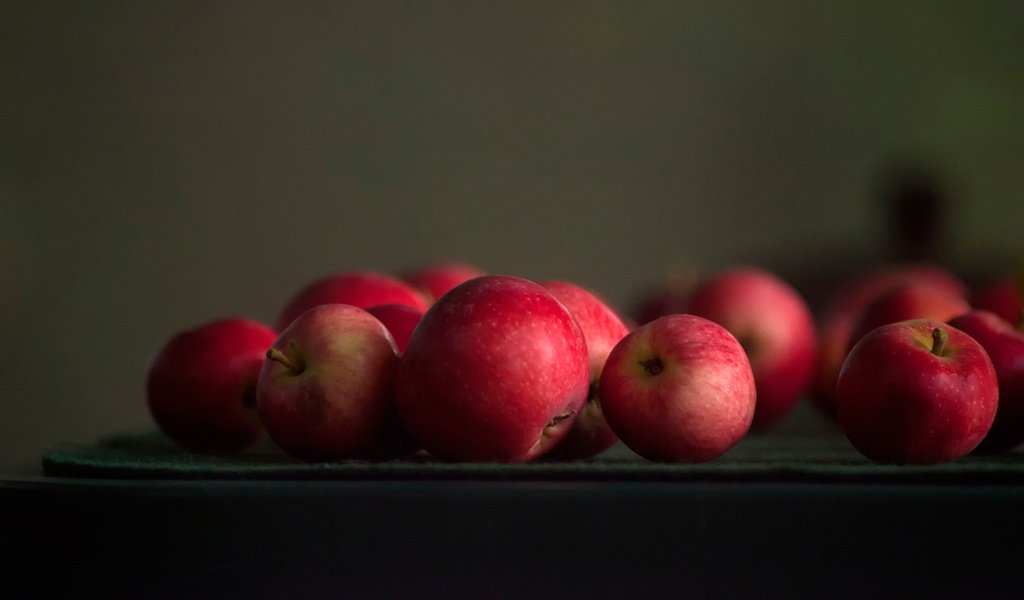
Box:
(5, 415), (1024, 598)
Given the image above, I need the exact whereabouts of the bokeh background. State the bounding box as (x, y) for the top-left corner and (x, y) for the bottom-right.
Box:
(2, 1), (1022, 465)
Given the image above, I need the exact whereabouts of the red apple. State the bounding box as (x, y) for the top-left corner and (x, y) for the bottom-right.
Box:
(366, 304), (423, 354)
(257, 303), (409, 460)
(847, 283), (970, 352)
(539, 280), (630, 459)
(395, 275), (590, 462)
(949, 310), (1024, 453)
(402, 262), (485, 304)
(811, 263), (966, 419)
(599, 314), (755, 462)
(836, 319), (998, 464)
(972, 277), (1021, 326)
(685, 267), (816, 430)
(275, 271), (429, 331)
(146, 318), (277, 453)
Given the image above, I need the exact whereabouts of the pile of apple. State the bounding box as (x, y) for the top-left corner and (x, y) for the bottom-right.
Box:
(807, 263), (1024, 462)
(146, 260), (1024, 465)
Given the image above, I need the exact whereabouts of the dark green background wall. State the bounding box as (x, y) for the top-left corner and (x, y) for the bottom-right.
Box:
(2, 1), (1022, 464)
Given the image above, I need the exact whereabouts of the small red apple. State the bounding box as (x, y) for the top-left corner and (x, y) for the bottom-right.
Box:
(847, 283), (970, 352)
(599, 314), (756, 462)
(402, 262), (485, 304)
(971, 277), (1021, 326)
(836, 319), (998, 464)
(257, 304), (410, 461)
(949, 310), (1024, 453)
(146, 318), (277, 453)
(395, 276), (590, 462)
(366, 304), (423, 354)
(275, 271), (429, 331)
(811, 263), (966, 419)
(539, 280), (630, 460)
(685, 267), (816, 430)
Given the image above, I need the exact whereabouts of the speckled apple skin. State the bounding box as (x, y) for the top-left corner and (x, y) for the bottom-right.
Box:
(811, 264), (966, 420)
(396, 276), (590, 463)
(540, 280), (629, 460)
(836, 319), (998, 465)
(600, 314), (756, 463)
(258, 303), (408, 461)
(685, 268), (816, 430)
(949, 310), (1024, 453)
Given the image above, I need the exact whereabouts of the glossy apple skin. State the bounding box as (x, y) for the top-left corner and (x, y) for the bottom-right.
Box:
(836, 319), (998, 464)
(949, 310), (1024, 453)
(147, 318), (277, 453)
(539, 280), (630, 460)
(848, 284), (970, 351)
(395, 276), (589, 462)
(599, 314), (755, 462)
(366, 304), (423, 354)
(275, 271), (429, 331)
(811, 264), (966, 419)
(257, 304), (409, 461)
(972, 278), (1021, 326)
(402, 262), (485, 304)
(685, 268), (816, 430)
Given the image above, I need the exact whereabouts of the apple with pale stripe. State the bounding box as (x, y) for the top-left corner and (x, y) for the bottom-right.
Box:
(257, 303), (411, 460)
(599, 314), (756, 462)
(396, 276), (589, 462)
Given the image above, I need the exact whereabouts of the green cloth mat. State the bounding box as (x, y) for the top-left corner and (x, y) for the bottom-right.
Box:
(41, 430), (1024, 483)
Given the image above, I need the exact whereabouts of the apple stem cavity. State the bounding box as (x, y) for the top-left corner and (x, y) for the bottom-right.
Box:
(266, 348), (304, 374)
(640, 357), (664, 376)
(930, 327), (949, 357)
(546, 411), (575, 429)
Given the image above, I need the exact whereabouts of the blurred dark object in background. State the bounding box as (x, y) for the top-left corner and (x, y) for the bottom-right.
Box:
(781, 159), (965, 316)
(880, 162), (949, 265)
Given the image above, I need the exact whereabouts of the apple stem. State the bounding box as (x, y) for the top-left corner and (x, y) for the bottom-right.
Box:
(266, 348), (303, 373)
(930, 327), (948, 357)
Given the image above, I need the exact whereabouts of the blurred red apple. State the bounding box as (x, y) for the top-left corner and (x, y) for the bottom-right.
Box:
(366, 304), (423, 354)
(147, 318), (277, 453)
(257, 304), (411, 460)
(836, 319), (997, 464)
(539, 280), (629, 460)
(972, 277), (1021, 326)
(949, 310), (1024, 453)
(847, 283), (970, 351)
(811, 263), (966, 419)
(599, 314), (755, 462)
(685, 267), (816, 430)
(396, 276), (589, 462)
(402, 262), (485, 303)
(275, 271), (429, 331)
